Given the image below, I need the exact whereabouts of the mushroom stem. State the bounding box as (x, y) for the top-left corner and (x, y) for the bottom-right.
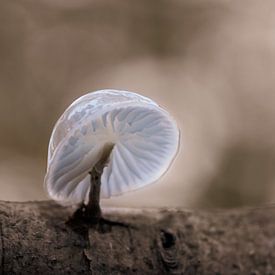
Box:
(86, 168), (102, 220)
(85, 143), (114, 221)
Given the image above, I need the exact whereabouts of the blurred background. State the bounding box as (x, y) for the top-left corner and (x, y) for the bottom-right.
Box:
(1, 0), (275, 209)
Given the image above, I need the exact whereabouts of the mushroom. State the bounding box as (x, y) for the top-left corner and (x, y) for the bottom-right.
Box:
(45, 89), (180, 221)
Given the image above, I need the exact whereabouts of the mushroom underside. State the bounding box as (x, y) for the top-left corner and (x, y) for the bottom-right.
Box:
(45, 101), (179, 205)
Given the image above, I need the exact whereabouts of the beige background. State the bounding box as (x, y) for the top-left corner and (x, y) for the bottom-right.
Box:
(1, 0), (275, 209)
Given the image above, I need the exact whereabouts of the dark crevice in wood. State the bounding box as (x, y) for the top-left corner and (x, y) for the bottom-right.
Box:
(157, 229), (182, 273)
(160, 229), (176, 249)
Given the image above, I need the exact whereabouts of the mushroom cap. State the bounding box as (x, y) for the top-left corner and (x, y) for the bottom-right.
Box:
(45, 90), (180, 205)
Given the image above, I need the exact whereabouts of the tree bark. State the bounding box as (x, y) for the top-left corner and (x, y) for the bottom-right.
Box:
(0, 201), (275, 274)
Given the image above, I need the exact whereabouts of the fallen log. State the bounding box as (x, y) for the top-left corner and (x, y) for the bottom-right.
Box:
(0, 201), (274, 274)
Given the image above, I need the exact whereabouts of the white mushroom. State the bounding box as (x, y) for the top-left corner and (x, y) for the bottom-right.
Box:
(45, 89), (179, 219)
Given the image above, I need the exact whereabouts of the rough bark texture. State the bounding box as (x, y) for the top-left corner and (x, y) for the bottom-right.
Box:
(0, 201), (275, 274)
